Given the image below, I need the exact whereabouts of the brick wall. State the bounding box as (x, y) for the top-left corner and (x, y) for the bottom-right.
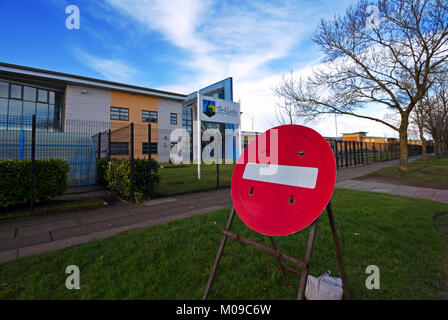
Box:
(64, 85), (110, 134)
(157, 98), (182, 162)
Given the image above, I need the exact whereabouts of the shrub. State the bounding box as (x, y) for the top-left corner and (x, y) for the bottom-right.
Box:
(0, 159), (69, 208)
(96, 158), (119, 187)
(105, 158), (160, 203)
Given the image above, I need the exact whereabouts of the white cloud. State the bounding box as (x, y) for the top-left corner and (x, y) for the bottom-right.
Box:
(104, 0), (307, 84)
(75, 50), (137, 83)
(97, 0), (397, 138)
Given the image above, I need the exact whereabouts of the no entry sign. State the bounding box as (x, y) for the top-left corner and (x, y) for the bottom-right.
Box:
(231, 125), (336, 236)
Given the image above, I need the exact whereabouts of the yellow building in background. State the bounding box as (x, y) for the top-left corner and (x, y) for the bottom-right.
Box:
(342, 132), (422, 146)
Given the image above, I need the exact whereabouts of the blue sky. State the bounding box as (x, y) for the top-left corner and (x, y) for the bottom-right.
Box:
(0, 0), (399, 138)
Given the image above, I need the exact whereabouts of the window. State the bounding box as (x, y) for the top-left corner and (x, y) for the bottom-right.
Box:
(110, 142), (129, 155)
(182, 106), (192, 133)
(23, 86), (36, 101)
(142, 142), (158, 155)
(10, 84), (22, 99)
(170, 113), (177, 125)
(0, 81), (8, 98)
(142, 110), (158, 123)
(110, 107), (129, 121)
(37, 89), (48, 103)
(0, 80), (62, 131)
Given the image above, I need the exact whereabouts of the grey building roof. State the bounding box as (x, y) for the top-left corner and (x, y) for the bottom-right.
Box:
(0, 62), (187, 101)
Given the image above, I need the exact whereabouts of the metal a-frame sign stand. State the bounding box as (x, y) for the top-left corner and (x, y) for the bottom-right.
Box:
(202, 201), (351, 300)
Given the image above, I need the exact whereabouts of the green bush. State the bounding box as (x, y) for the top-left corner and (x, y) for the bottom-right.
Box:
(0, 159), (69, 208)
(96, 158), (119, 187)
(105, 158), (160, 203)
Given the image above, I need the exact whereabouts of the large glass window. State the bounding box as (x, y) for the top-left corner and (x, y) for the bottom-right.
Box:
(0, 80), (62, 131)
(182, 106), (192, 134)
(23, 86), (36, 101)
(142, 110), (158, 123)
(110, 107), (129, 121)
(36, 103), (48, 119)
(0, 98), (7, 129)
(10, 84), (22, 99)
(8, 100), (22, 117)
(23, 101), (36, 118)
(0, 81), (9, 98)
(38, 89), (48, 103)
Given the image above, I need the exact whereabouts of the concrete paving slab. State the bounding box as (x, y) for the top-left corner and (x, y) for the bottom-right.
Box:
(108, 212), (163, 227)
(143, 198), (177, 206)
(370, 183), (399, 194)
(389, 185), (419, 197)
(0, 215), (55, 230)
(0, 232), (51, 252)
(51, 221), (115, 241)
(16, 218), (81, 237)
(335, 180), (365, 188)
(349, 181), (378, 192)
(414, 188), (437, 200)
(78, 209), (134, 225)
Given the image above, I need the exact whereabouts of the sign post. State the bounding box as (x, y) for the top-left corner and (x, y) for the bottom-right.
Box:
(203, 124), (350, 300)
(197, 91), (201, 180)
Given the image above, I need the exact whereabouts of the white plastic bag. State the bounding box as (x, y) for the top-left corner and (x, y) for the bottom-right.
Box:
(305, 271), (343, 300)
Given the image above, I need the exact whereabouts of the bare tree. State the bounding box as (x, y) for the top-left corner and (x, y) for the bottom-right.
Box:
(272, 98), (298, 125)
(423, 78), (448, 158)
(411, 101), (428, 163)
(247, 112), (256, 132)
(275, 0), (448, 171)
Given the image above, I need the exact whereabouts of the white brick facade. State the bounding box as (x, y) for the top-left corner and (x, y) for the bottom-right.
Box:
(157, 98), (182, 162)
(64, 85), (110, 134)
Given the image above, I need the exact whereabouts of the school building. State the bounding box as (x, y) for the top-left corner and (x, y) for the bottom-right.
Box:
(0, 62), (241, 162)
(342, 132), (422, 146)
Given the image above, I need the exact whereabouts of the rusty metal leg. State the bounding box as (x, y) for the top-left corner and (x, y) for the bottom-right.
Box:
(297, 218), (319, 300)
(268, 236), (286, 278)
(202, 207), (236, 300)
(326, 201), (351, 300)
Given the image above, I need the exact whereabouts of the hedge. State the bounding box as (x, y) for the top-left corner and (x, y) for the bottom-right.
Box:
(0, 159), (69, 208)
(104, 158), (160, 203)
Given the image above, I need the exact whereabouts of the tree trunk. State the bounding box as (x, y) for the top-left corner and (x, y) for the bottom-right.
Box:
(417, 124), (428, 163)
(398, 121), (409, 172)
(434, 138), (441, 158)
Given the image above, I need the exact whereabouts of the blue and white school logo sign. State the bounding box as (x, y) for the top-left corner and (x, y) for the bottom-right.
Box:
(203, 99), (216, 118)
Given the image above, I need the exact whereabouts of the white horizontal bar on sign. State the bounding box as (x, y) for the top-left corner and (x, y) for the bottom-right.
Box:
(242, 163), (318, 189)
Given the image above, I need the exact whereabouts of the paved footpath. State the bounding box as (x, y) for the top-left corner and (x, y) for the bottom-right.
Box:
(0, 189), (232, 263)
(335, 180), (448, 204)
(334, 155), (448, 205)
(1, 156), (446, 264)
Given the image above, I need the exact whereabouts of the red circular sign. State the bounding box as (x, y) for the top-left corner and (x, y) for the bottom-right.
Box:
(231, 125), (336, 236)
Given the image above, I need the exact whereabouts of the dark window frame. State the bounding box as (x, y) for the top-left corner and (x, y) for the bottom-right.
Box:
(110, 107), (129, 121)
(142, 110), (158, 123)
(110, 142), (129, 155)
(9, 84), (23, 100)
(170, 113), (177, 125)
(142, 142), (158, 155)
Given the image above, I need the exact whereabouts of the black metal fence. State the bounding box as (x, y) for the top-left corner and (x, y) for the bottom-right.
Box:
(0, 115), (235, 215)
(0, 115), (433, 215)
(325, 139), (429, 169)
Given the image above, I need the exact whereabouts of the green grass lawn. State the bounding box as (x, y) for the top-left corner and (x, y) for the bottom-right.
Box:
(0, 188), (447, 300)
(358, 157), (448, 189)
(158, 163), (235, 196)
